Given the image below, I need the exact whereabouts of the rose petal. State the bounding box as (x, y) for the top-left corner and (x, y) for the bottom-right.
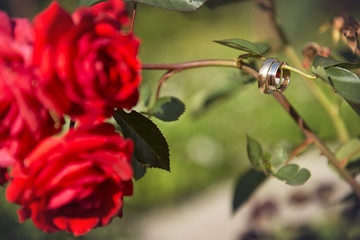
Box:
(8, 123), (134, 235)
(97, 180), (122, 225)
(6, 176), (28, 203)
(31, 202), (59, 233)
(122, 180), (133, 196)
(90, 0), (128, 25)
(47, 188), (78, 210)
(0, 11), (12, 35)
(45, 161), (93, 187)
(12, 18), (33, 45)
(0, 148), (16, 167)
(33, 1), (73, 65)
(18, 207), (31, 222)
(53, 216), (99, 236)
(25, 136), (63, 168)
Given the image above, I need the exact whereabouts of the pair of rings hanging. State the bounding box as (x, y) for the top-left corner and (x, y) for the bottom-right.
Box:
(258, 58), (290, 94)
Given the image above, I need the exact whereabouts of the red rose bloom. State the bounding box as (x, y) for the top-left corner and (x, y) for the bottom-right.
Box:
(83, 0), (129, 26)
(0, 11), (61, 174)
(6, 123), (134, 236)
(33, 1), (141, 121)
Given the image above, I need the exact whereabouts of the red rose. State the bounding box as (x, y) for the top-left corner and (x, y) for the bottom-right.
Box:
(6, 123), (134, 236)
(33, 1), (141, 121)
(86, 0), (129, 25)
(0, 11), (61, 172)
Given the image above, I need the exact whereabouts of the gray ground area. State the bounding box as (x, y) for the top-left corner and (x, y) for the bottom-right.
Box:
(133, 149), (351, 240)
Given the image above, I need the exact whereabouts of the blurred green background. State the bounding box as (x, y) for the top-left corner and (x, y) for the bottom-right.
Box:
(1, 0), (360, 239)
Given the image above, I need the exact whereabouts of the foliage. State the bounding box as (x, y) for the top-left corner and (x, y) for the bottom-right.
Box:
(312, 56), (360, 117)
(81, 0), (208, 11)
(274, 164), (311, 186)
(114, 110), (170, 172)
(215, 38), (269, 57)
(149, 96), (186, 122)
(1, 0), (360, 238)
(231, 136), (311, 212)
(232, 169), (267, 213)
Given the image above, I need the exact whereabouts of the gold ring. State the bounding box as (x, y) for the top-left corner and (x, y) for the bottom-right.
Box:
(258, 58), (290, 94)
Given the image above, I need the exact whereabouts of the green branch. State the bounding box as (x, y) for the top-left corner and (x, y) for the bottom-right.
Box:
(281, 65), (317, 79)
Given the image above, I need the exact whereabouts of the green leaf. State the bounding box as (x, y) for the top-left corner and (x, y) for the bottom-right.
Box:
(123, 0), (207, 12)
(114, 110), (170, 171)
(131, 156), (147, 181)
(312, 63), (360, 117)
(276, 164), (298, 179)
(214, 38), (269, 56)
(140, 80), (152, 107)
(346, 99), (360, 117)
(246, 136), (264, 171)
(272, 148), (288, 169)
(326, 67), (360, 117)
(325, 67), (360, 103)
(233, 169), (267, 213)
(311, 64), (329, 84)
(335, 139), (360, 162)
(335, 139), (360, 177)
(79, 0), (101, 6)
(313, 55), (360, 70)
(275, 164), (311, 186)
(150, 96), (185, 122)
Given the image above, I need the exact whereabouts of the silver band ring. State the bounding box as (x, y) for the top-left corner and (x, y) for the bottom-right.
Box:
(258, 58), (290, 94)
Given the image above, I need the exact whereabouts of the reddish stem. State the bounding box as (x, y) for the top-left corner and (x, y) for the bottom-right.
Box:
(155, 70), (179, 100)
(130, 0), (137, 32)
(287, 138), (314, 164)
(143, 59), (238, 70)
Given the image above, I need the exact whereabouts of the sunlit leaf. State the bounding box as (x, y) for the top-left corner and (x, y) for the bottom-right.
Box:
(214, 38), (269, 56)
(150, 96), (185, 122)
(275, 164), (311, 186)
(233, 169), (267, 213)
(114, 110), (170, 171)
(123, 0), (208, 12)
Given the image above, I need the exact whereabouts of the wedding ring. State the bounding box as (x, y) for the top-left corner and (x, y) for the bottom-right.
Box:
(258, 58), (278, 94)
(258, 58), (290, 94)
